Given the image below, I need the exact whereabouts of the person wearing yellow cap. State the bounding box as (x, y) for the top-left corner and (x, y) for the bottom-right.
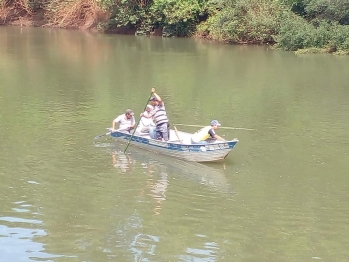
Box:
(191, 120), (225, 144)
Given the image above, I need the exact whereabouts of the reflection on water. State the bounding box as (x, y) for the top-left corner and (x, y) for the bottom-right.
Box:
(180, 241), (219, 262)
(147, 172), (168, 216)
(0, 200), (62, 262)
(130, 233), (159, 260)
(108, 141), (232, 216)
(93, 141), (233, 261)
(2, 26), (349, 261)
(111, 149), (169, 215)
(0, 225), (61, 261)
(105, 210), (162, 261)
(106, 141), (232, 194)
(112, 150), (135, 173)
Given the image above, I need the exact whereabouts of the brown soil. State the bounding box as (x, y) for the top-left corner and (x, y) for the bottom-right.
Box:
(0, 1), (156, 35)
(0, 0), (108, 30)
(4, 8), (45, 27)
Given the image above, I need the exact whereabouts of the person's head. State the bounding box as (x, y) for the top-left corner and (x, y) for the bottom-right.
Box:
(149, 96), (158, 106)
(146, 104), (153, 112)
(125, 109), (134, 119)
(210, 120), (221, 130)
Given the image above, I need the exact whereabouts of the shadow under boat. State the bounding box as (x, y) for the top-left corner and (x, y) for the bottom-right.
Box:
(96, 141), (234, 194)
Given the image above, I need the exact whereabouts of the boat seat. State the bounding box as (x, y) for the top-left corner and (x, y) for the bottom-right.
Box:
(168, 139), (182, 143)
(137, 132), (150, 136)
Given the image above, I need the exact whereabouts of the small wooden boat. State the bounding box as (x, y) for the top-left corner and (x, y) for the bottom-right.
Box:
(109, 128), (238, 162)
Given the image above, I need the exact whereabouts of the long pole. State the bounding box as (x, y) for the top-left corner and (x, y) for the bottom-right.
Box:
(124, 92), (153, 153)
(173, 123), (256, 131)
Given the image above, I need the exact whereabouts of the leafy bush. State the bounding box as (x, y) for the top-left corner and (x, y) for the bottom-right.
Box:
(198, 0), (288, 44)
(331, 22), (349, 50)
(274, 14), (313, 50)
(151, 0), (206, 36)
(106, 0), (209, 36)
(304, 0), (349, 24)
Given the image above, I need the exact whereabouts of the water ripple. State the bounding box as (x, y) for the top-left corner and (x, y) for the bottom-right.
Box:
(0, 225), (61, 261)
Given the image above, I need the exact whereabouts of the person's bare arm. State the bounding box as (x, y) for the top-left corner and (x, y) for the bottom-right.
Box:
(214, 134), (225, 141)
(151, 87), (163, 104)
(130, 116), (136, 128)
(140, 112), (152, 118)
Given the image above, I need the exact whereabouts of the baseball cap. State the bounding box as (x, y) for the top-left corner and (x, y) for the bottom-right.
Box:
(149, 96), (158, 101)
(211, 120), (221, 126)
(125, 109), (134, 115)
(146, 104), (153, 109)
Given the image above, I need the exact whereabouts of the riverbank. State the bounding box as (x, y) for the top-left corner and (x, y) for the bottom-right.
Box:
(1, 0), (349, 55)
(0, 0), (106, 30)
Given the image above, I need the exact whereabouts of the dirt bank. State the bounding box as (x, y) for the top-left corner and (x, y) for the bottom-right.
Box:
(0, 0), (107, 30)
(0, 1), (164, 35)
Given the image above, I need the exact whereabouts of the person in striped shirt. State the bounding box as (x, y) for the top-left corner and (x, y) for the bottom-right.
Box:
(149, 88), (170, 141)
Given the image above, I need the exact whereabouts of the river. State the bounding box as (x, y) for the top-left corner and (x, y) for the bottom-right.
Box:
(0, 26), (349, 261)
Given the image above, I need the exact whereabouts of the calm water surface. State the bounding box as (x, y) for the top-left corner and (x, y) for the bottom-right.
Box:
(0, 26), (349, 261)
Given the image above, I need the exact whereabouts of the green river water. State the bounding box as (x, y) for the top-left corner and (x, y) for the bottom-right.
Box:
(0, 26), (349, 262)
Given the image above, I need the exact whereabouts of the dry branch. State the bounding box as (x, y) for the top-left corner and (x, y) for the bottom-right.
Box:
(44, 0), (107, 29)
(0, 0), (33, 24)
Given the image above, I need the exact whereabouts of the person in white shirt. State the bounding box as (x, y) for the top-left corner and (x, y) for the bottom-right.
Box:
(137, 105), (156, 137)
(140, 105), (155, 127)
(112, 109), (135, 132)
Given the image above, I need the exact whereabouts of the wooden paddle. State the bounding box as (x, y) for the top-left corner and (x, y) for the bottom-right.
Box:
(174, 126), (183, 144)
(94, 128), (128, 140)
(94, 131), (111, 140)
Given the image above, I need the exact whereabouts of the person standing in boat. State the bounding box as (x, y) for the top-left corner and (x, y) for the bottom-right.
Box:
(149, 87), (170, 141)
(111, 109), (135, 133)
(191, 120), (226, 144)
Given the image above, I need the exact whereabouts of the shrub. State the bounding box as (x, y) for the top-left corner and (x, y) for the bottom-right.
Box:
(107, 0), (209, 36)
(200, 0), (289, 44)
(275, 14), (349, 53)
(304, 0), (349, 24)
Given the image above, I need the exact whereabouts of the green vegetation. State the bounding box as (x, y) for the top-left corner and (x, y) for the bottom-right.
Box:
(1, 0), (349, 54)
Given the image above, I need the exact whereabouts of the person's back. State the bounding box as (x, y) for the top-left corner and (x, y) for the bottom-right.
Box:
(191, 120), (225, 144)
(191, 126), (212, 143)
(152, 102), (168, 127)
(149, 87), (170, 141)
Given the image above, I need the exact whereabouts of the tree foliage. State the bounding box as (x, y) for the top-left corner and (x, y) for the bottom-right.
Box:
(199, 0), (349, 53)
(1, 0), (349, 54)
(304, 0), (349, 24)
(197, 0), (288, 44)
(105, 0), (208, 36)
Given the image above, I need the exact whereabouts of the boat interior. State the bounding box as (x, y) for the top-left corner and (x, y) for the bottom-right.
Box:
(135, 128), (191, 144)
(111, 126), (235, 145)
